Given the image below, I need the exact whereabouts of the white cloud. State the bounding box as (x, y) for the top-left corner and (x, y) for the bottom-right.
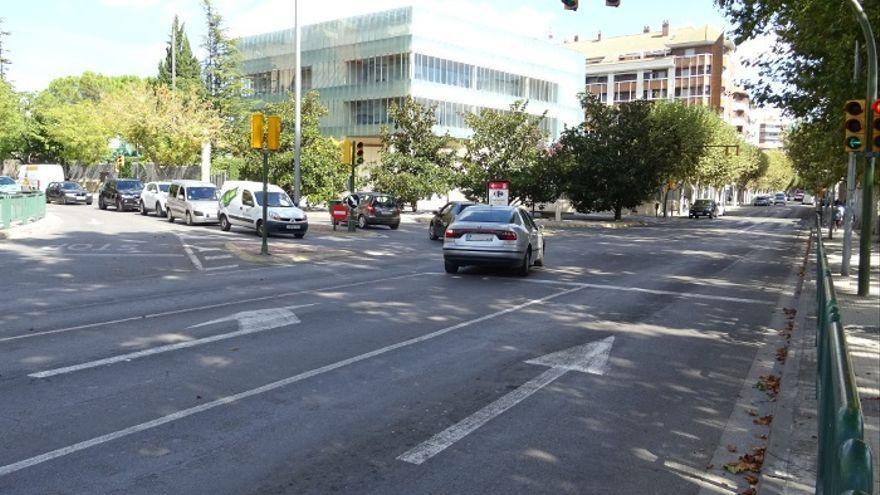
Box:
(101, 0), (162, 8)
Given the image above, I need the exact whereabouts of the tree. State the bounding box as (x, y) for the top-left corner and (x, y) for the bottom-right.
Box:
(109, 83), (223, 166)
(201, 0), (247, 141)
(157, 16), (202, 92)
(754, 150), (793, 192)
(459, 101), (548, 206)
(715, 0), (879, 188)
(0, 80), (25, 160)
(237, 91), (346, 205)
(784, 121), (844, 193)
(559, 95), (663, 220)
(0, 18), (11, 82)
(372, 97), (454, 210)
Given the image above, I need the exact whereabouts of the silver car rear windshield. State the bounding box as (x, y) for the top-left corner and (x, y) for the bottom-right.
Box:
(457, 209), (514, 223)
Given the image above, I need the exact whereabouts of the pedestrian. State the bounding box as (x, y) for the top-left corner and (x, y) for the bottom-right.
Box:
(834, 201), (845, 230)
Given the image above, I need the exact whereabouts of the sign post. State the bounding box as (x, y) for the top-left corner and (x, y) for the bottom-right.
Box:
(488, 181), (510, 207)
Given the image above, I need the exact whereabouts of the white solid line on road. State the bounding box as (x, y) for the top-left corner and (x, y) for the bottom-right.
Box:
(428, 273), (772, 305)
(0, 272), (429, 344)
(174, 233), (203, 271)
(205, 265), (239, 272)
(204, 254), (233, 260)
(0, 285), (586, 478)
(398, 336), (614, 465)
(41, 253), (186, 258)
(28, 304), (316, 379)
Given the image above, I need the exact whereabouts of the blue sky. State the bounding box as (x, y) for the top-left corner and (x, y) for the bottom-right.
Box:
(1, 0), (738, 92)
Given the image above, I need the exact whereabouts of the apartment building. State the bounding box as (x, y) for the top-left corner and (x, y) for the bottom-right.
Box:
(566, 22), (736, 113)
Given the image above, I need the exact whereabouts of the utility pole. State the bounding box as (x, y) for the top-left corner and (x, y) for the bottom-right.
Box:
(293, 0), (303, 206)
(171, 17), (177, 91)
(845, 0), (877, 297)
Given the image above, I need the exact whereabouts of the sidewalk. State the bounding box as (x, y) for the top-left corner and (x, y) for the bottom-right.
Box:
(762, 230), (879, 494)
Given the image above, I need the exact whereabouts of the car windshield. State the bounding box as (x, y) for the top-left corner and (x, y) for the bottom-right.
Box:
(61, 182), (81, 190)
(117, 180), (143, 190)
(255, 192), (294, 207)
(457, 209), (514, 223)
(187, 187), (218, 201)
(775, 194), (785, 198)
(158, 184), (170, 192)
(373, 195), (396, 207)
(693, 200), (711, 208)
(0, 177), (14, 185)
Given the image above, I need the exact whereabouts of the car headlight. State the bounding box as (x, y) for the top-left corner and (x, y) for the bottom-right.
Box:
(301, 213), (308, 221)
(269, 212), (281, 220)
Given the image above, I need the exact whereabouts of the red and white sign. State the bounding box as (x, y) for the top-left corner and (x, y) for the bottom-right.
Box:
(488, 180), (510, 206)
(331, 203), (349, 222)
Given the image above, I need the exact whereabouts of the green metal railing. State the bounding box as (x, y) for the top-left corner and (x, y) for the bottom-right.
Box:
(0, 192), (46, 229)
(815, 215), (874, 494)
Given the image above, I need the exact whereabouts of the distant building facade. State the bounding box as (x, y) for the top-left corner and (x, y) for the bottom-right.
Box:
(237, 6), (585, 149)
(566, 22), (737, 113)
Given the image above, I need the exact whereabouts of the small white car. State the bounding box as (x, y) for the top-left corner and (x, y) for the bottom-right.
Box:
(166, 180), (220, 225)
(218, 181), (308, 238)
(139, 181), (171, 217)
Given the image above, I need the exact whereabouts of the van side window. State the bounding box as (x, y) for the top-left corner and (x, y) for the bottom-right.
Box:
(242, 191), (254, 207)
(178, 187), (186, 199)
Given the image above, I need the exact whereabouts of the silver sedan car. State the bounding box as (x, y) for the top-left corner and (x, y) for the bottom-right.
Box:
(442, 206), (545, 276)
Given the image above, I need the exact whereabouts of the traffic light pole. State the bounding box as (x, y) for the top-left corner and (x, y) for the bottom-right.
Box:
(261, 150), (270, 256)
(846, 0), (877, 297)
(292, 0), (302, 206)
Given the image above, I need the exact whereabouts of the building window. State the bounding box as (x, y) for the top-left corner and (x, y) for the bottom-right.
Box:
(347, 54), (409, 86)
(349, 98), (405, 126)
(249, 67), (312, 96)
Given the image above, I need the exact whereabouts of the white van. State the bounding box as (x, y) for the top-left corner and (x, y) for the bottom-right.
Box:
(17, 164), (64, 193)
(218, 181), (308, 238)
(166, 180), (220, 225)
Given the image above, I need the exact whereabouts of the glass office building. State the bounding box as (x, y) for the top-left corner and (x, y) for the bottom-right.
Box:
(238, 6), (585, 141)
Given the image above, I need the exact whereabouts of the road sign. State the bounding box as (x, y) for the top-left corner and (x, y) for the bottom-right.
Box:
(331, 203), (349, 223)
(488, 180), (509, 207)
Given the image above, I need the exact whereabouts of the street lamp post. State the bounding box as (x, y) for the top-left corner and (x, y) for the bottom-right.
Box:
(293, 0), (302, 206)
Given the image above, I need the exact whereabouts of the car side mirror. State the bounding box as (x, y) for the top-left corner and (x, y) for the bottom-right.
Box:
(433, 210), (440, 216)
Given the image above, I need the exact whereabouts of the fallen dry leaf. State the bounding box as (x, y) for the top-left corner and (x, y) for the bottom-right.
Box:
(726, 444), (738, 453)
(745, 474), (759, 485)
(754, 415), (774, 426)
(741, 488), (756, 495)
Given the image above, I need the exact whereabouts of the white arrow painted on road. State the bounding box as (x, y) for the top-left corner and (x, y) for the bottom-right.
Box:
(28, 304), (315, 379)
(397, 336), (614, 465)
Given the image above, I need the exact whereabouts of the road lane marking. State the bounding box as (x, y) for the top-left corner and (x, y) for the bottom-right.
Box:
(174, 233), (203, 271)
(28, 304), (315, 379)
(0, 285), (585, 478)
(204, 255), (233, 261)
(398, 337), (614, 465)
(205, 264), (239, 271)
(0, 272), (430, 344)
(430, 274), (773, 305)
(38, 253), (186, 258)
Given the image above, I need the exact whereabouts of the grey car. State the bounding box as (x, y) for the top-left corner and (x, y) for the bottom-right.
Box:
(344, 192), (401, 230)
(429, 201), (478, 240)
(442, 206), (545, 276)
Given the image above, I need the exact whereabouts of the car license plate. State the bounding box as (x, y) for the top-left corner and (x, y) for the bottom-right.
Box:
(466, 233), (493, 242)
(286, 225), (301, 230)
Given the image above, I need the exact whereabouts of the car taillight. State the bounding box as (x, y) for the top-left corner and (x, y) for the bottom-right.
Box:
(496, 231), (517, 241)
(445, 229), (462, 238)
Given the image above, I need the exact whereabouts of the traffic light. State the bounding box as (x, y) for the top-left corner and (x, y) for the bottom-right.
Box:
(606, 0), (621, 6)
(844, 99), (866, 152)
(250, 113), (264, 150)
(266, 115), (281, 151)
(115, 155), (124, 172)
(561, 0), (578, 11)
(872, 100), (880, 151)
(356, 141), (364, 165)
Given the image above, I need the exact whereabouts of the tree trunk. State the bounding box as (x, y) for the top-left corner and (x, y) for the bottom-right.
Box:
(614, 204), (622, 221)
(662, 186), (669, 218)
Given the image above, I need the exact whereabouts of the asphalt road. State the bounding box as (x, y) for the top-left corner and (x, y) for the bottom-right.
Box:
(0, 202), (813, 494)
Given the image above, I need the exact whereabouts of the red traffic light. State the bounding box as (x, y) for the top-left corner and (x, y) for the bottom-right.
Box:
(873, 99), (880, 115)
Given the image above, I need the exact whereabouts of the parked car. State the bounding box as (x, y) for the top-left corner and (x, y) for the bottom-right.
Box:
(17, 164), (64, 193)
(429, 201), (478, 240)
(443, 205), (545, 276)
(689, 199), (718, 219)
(752, 195), (771, 206)
(773, 193), (787, 206)
(793, 190), (804, 202)
(98, 178), (143, 211)
(343, 192), (401, 229)
(0, 176), (21, 194)
(46, 181), (92, 205)
(139, 181), (171, 217)
(218, 181), (308, 238)
(166, 180), (220, 225)
(802, 194), (815, 206)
